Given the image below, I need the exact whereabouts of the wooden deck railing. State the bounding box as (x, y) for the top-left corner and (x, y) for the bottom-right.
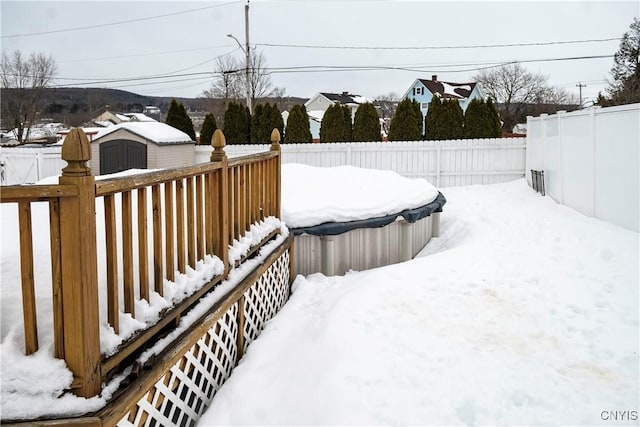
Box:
(0, 127), (282, 398)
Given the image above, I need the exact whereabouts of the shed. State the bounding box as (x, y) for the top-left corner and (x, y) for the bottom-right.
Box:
(90, 122), (195, 175)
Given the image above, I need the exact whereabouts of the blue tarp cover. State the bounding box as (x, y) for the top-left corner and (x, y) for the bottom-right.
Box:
(290, 192), (447, 236)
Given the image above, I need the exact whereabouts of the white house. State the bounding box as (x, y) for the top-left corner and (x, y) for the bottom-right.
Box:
(403, 75), (485, 132)
(303, 92), (372, 140)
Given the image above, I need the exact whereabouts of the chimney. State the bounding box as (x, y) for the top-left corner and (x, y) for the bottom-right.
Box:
(342, 91), (349, 96)
(432, 75), (437, 82)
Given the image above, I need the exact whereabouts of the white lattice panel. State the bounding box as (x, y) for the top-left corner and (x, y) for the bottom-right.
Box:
(117, 304), (238, 427)
(243, 250), (290, 351)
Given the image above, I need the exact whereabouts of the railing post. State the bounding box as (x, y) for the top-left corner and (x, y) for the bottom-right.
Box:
(270, 128), (282, 218)
(58, 128), (101, 398)
(211, 129), (229, 274)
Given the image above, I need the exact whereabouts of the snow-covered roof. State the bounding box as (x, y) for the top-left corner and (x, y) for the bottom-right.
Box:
(124, 113), (157, 122)
(307, 110), (325, 121)
(93, 122), (194, 144)
(418, 78), (477, 99)
(94, 120), (115, 127)
(319, 92), (372, 105)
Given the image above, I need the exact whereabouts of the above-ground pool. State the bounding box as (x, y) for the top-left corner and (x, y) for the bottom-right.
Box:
(282, 163), (446, 276)
(289, 192), (446, 276)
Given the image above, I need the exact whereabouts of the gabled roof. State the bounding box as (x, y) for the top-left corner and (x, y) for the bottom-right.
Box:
(124, 113), (157, 122)
(418, 79), (477, 99)
(93, 122), (193, 144)
(319, 92), (371, 105)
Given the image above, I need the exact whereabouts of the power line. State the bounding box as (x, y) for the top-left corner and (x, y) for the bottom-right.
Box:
(256, 37), (621, 50)
(52, 49), (238, 83)
(51, 72), (213, 87)
(58, 45), (236, 64)
(38, 53), (612, 89)
(1, 1), (241, 39)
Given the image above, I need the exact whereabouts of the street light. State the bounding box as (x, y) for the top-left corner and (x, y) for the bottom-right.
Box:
(227, 4), (251, 114)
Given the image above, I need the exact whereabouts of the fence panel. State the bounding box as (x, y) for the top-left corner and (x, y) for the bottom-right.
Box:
(526, 104), (639, 232)
(196, 138), (526, 188)
(0, 145), (65, 185)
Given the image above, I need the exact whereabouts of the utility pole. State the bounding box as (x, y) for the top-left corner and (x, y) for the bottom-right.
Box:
(576, 82), (586, 108)
(244, 1), (251, 115)
(226, 0), (252, 115)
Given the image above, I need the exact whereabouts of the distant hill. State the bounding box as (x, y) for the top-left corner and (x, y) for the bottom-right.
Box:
(0, 87), (307, 129)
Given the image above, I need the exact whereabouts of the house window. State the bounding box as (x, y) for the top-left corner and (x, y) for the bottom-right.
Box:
(415, 87), (423, 96)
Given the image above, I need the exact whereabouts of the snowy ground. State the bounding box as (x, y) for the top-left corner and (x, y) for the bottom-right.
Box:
(199, 179), (639, 426)
(1, 166), (638, 424)
(0, 165), (437, 420)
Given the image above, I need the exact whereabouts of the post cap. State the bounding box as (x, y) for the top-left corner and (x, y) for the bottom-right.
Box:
(212, 129), (226, 149)
(61, 128), (92, 176)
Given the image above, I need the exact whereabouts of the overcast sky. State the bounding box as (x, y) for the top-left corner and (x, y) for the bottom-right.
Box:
(1, 1), (637, 104)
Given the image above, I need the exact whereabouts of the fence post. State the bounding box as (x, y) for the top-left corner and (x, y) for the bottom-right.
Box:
(211, 129), (229, 274)
(270, 128), (282, 218)
(58, 128), (101, 398)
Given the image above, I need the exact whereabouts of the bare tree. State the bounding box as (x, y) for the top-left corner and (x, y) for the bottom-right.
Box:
(247, 51), (274, 108)
(201, 56), (244, 105)
(1, 50), (57, 143)
(374, 92), (400, 119)
(270, 86), (287, 111)
(200, 51), (274, 112)
(541, 87), (579, 107)
(473, 63), (548, 132)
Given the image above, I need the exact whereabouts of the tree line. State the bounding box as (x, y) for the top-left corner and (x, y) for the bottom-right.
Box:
(168, 92), (503, 145)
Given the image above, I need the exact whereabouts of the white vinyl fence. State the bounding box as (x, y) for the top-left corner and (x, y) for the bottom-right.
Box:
(0, 145), (65, 185)
(196, 138), (526, 188)
(526, 103), (639, 232)
(2, 138), (527, 189)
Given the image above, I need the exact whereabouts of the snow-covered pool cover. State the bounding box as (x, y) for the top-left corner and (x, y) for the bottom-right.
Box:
(281, 164), (440, 229)
(94, 122), (193, 144)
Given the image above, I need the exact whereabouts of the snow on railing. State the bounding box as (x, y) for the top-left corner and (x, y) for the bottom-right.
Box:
(0, 128), (284, 398)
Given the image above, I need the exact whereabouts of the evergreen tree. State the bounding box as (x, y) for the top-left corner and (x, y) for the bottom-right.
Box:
(607, 18), (640, 105)
(486, 98), (503, 137)
(463, 98), (486, 138)
(285, 104), (312, 143)
(263, 103), (284, 143)
(353, 102), (381, 141)
(250, 103), (265, 143)
(424, 96), (443, 140)
(388, 98), (422, 141)
(251, 103), (285, 143)
(341, 105), (353, 142)
(446, 99), (464, 139)
(200, 113), (217, 145)
(426, 98), (463, 140)
(319, 103), (342, 142)
(223, 101), (250, 144)
(165, 99), (196, 140)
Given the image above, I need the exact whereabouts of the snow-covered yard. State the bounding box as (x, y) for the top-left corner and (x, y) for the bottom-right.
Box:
(1, 164), (637, 425)
(199, 179), (639, 426)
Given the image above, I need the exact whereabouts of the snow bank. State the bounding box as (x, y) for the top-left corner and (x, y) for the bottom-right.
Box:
(281, 163), (439, 228)
(200, 179), (639, 426)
